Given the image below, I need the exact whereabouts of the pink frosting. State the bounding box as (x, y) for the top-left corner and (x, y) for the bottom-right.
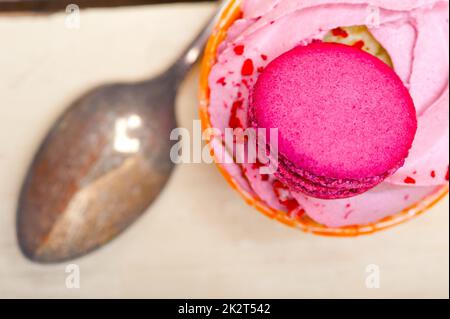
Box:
(208, 0), (449, 227)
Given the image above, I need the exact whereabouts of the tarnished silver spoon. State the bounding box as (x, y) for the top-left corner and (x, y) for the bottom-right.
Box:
(17, 1), (227, 263)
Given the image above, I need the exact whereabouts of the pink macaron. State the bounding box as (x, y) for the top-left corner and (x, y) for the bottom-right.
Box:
(250, 42), (417, 199)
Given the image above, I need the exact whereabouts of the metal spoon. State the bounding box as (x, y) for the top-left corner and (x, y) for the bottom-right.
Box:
(17, 1), (227, 263)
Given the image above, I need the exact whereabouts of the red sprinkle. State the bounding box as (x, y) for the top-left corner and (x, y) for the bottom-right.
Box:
(216, 77), (226, 86)
(331, 27), (349, 38)
(261, 54), (268, 61)
(352, 40), (365, 50)
(283, 199), (300, 212)
(257, 67), (265, 73)
(241, 59), (254, 76)
(404, 176), (416, 184)
(446, 167), (449, 181)
(273, 180), (288, 192)
(233, 45), (245, 56)
(431, 171), (436, 178)
(229, 100), (244, 129)
(241, 79), (251, 90)
(273, 181), (300, 212)
(251, 160), (266, 170)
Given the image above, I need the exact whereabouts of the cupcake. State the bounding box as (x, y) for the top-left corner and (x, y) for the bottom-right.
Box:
(200, 0), (449, 235)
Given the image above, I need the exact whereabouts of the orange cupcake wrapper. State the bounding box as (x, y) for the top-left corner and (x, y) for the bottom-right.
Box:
(198, 0), (449, 237)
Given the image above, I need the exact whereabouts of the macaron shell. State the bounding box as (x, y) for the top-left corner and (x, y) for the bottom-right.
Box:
(252, 42), (417, 181)
(275, 155), (375, 199)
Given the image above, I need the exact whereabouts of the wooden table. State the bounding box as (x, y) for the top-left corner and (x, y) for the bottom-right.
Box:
(0, 2), (448, 298)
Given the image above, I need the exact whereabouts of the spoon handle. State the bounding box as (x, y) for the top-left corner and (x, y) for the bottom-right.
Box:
(168, 0), (229, 85)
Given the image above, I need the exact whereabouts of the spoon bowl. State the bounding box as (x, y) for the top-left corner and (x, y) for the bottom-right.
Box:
(18, 76), (177, 262)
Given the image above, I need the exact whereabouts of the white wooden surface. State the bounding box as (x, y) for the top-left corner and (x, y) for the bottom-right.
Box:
(0, 3), (448, 298)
